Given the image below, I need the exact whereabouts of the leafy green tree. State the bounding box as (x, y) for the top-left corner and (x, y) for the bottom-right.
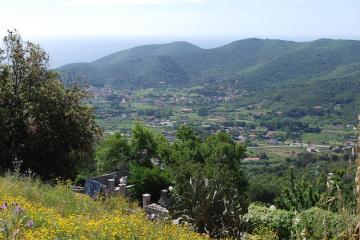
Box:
(130, 123), (157, 167)
(170, 125), (203, 165)
(176, 125), (201, 143)
(0, 31), (100, 179)
(168, 127), (249, 238)
(95, 133), (131, 173)
(155, 133), (172, 166)
(128, 164), (172, 203)
(202, 132), (246, 169)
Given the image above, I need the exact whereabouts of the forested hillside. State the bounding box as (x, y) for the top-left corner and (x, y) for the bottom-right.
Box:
(58, 38), (360, 119)
(58, 38), (360, 89)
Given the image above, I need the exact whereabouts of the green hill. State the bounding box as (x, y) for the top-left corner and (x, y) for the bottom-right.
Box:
(58, 38), (360, 89)
(58, 38), (360, 118)
(58, 41), (201, 88)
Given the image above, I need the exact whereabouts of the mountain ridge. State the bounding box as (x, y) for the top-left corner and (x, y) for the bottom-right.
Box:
(57, 38), (360, 118)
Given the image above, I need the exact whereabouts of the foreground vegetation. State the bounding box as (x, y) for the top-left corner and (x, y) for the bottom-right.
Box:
(1, 32), (360, 239)
(1, 173), (357, 240)
(0, 174), (208, 240)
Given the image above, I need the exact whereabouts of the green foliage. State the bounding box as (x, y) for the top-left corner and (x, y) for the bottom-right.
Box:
(59, 38), (360, 119)
(0, 174), (208, 240)
(0, 31), (100, 179)
(202, 131), (246, 169)
(58, 41), (201, 88)
(246, 227), (278, 240)
(0, 200), (34, 239)
(167, 126), (249, 238)
(292, 207), (355, 240)
(95, 133), (131, 173)
(259, 153), (268, 160)
(169, 128), (248, 198)
(171, 173), (247, 238)
(130, 122), (158, 167)
(275, 168), (325, 211)
(246, 204), (294, 239)
(246, 204), (356, 240)
(128, 164), (172, 203)
(175, 124), (201, 143)
(249, 183), (280, 204)
(94, 123), (175, 203)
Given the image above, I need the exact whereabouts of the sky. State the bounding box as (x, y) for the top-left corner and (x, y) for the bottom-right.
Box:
(1, 0), (360, 66)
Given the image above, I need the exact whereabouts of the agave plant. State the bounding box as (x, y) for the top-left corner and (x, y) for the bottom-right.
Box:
(170, 174), (246, 238)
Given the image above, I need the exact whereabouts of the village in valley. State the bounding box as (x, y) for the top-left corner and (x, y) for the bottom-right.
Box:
(88, 84), (358, 172)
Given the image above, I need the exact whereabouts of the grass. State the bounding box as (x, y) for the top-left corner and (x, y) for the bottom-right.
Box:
(0, 173), (209, 240)
(302, 131), (350, 145)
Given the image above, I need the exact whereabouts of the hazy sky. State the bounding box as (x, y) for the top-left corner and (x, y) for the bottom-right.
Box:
(1, 0), (360, 66)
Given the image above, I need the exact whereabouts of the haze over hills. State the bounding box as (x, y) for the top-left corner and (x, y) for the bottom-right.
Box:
(58, 38), (360, 88)
(58, 38), (360, 119)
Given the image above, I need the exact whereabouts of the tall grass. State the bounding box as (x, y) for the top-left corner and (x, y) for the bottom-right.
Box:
(0, 173), (208, 240)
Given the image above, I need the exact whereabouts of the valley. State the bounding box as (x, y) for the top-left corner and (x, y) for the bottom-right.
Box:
(89, 84), (358, 178)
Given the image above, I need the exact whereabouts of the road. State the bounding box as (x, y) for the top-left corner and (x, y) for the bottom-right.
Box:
(248, 144), (330, 149)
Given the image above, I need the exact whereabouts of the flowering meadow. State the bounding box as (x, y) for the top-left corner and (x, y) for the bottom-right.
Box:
(0, 174), (208, 240)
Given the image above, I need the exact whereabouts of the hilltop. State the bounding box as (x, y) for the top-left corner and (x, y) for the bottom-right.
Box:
(58, 38), (360, 88)
(58, 38), (360, 119)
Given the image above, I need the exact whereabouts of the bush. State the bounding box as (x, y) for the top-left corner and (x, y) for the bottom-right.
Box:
(246, 227), (278, 240)
(246, 204), (356, 240)
(246, 204), (294, 239)
(128, 165), (172, 203)
(292, 207), (355, 240)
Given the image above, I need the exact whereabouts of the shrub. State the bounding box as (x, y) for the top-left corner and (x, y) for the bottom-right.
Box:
(128, 165), (172, 203)
(291, 207), (355, 240)
(245, 227), (278, 240)
(246, 204), (294, 239)
(275, 168), (325, 211)
(246, 204), (356, 240)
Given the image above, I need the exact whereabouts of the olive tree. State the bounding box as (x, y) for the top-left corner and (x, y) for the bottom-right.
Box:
(0, 31), (101, 179)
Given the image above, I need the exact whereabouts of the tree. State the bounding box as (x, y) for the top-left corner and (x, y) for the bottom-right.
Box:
(168, 127), (249, 238)
(0, 31), (100, 179)
(95, 133), (131, 173)
(202, 132), (246, 170)
(169, 125), (203, 165)
(128, 164), (172, 203)
(130, 123), (157, 167)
